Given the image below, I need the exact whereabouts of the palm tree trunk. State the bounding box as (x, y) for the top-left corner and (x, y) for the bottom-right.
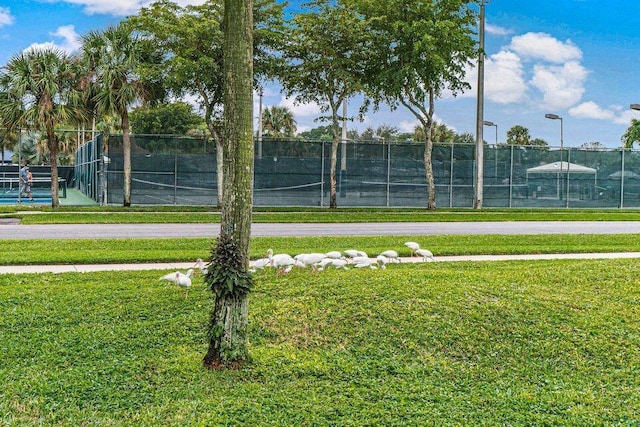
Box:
(121, 111), (132, 207)
(204, 0), (254, 370)
(47, 131), (60, 209)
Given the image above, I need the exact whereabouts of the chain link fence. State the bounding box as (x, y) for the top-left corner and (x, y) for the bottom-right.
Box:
(74, 134), (640, 208)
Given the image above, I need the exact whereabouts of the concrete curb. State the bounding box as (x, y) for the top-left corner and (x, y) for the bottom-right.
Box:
(3, 252), (640, 274)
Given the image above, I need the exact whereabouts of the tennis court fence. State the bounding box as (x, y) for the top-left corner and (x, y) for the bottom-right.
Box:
(74, 134), (640, 208)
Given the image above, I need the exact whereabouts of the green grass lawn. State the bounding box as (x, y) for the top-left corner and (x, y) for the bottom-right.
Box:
(7, 207), (640, 224)
(1, 234), (640, 265)
(1, 259), (639, 425)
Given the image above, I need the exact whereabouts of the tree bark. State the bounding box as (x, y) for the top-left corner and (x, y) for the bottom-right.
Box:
(204, 0), (254, 370)
(47, 128), (60, 209)
(121, 111), (132, 207)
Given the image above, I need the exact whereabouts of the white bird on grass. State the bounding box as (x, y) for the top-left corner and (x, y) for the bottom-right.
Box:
(404, 241), (421, 257)
(250, 257), (271, 273)
(194, 258), (208, 275)
(267, 249), (297, 275)
(318, 257), (349, 271)
(416, 248), (435, 262)
(160, 269), (193, 298)
(294, 253), (327, 270)
(344, 249), (368, 260)
(379, 250), (400, 263)
(376, 255), (389, 269)
(352, 256), (377, 269)
(324, 251), (344, 259)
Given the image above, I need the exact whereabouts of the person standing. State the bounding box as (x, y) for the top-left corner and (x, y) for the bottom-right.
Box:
(19, 161), (33, 202)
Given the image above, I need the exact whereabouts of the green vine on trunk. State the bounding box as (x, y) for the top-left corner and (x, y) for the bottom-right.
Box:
(204, 235), (253, 299)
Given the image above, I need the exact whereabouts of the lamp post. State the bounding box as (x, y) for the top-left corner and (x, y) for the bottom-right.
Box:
(484, 120), (498, 181)
(544, 113), (563, 150)
(631, 104), (640, 111)
(545, 113), (565, 203)
(483, 121), (497, 145)
(473, 2), (486, 209)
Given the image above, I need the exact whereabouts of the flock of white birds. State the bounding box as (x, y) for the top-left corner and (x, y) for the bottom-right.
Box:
(160, 241), (434, 297)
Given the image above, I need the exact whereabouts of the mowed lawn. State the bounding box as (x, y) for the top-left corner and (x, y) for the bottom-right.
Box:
(1, 258), (639, 425)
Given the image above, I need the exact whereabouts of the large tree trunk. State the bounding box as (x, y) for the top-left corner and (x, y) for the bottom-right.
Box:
(329, 109), (340, 209)
(204, 0), (254, 370)
(121, 111), (132, 207)
(47, 129), (60, 209)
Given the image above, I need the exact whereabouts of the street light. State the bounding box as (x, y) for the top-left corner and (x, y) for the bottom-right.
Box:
(483, 120), (497, 145)
(544, 113), (563, 149)
(631, 104), (640, 111)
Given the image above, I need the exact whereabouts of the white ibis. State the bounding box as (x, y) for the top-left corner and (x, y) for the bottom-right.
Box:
(318, 258), (349, 271)
(250, 257), (271, 273)
(194, 258), (208, 275)
(352, 256), (377, 269)
(404, 241), (420, 256)
(160, 269), (193, 298)
(379, 250), (400, 263)
(376, 255), (389, 269)
(324, 251), (344, 259)
(416, 248), (435, 262)
(294, 253), (327, 270)
(344, 249), (368, 259)
(267, 249), (297, 275)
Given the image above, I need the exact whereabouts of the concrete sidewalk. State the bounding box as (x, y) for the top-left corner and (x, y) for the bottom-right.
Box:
(3, 252), (640, 274)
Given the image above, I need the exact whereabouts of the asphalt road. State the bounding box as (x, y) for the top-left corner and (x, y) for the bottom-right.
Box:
(3, 221), (640, 239)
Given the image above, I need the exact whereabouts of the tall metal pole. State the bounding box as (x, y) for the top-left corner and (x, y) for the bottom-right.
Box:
(473, 3), (485, 209)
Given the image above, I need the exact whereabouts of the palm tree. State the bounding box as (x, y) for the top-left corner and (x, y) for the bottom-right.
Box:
(262, 105), (296, 138)
(0, 48), (82, 208)
(82, 22), (149, 206)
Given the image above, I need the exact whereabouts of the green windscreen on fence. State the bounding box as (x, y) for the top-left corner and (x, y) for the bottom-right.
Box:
(75, 134), (640, 208)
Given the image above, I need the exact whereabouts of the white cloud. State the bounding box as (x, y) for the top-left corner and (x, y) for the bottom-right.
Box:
(531, 61), (588, 110)
(485, 51), (527, 104)
(52, 25), (81, 52)
(509, 32), (582, 63)
(0, 7), (14, 27)
(569, 101), (615, 121)
(485, 23), (512, 36)
(58, 0), (206, 16)
(570, 102), (639, 125)
(24, 25), (81, 55)
(398, 120), (419, 133)
(278, 96), (322, 118)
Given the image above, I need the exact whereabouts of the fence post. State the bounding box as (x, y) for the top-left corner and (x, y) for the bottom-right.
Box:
(449, 143), (454, 208)
(565, 149), (571, 208)
(174, 137), (178, 205)
(620, 149), (625, 208)
(320, 140), (325, 207)
(386, 142), (391, 207)
(509, 144), (514, 208)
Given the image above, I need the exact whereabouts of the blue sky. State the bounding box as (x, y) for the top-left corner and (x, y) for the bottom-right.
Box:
(0, 0), (638, 147)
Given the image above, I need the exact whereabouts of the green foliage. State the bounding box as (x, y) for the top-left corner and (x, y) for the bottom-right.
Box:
(1, 260), (639, 424)
(130, 102), (204, 135)
(622, 118), (640, 149)
(261, 105), (296, 138)
(205, 235), (253, 298)
(297, 125), (333, 141)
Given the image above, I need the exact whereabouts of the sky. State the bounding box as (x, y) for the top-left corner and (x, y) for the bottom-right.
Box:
(0, 0), (638, 148)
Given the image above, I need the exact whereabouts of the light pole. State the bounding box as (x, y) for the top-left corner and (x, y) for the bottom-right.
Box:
(473, 1), (486, 209)
(544, 113), (563, 150)
(483, 121), (497, 146)
(545, 113), (565, 203)
(484, 120), (498, 182)
(631, 104), (640, 111)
